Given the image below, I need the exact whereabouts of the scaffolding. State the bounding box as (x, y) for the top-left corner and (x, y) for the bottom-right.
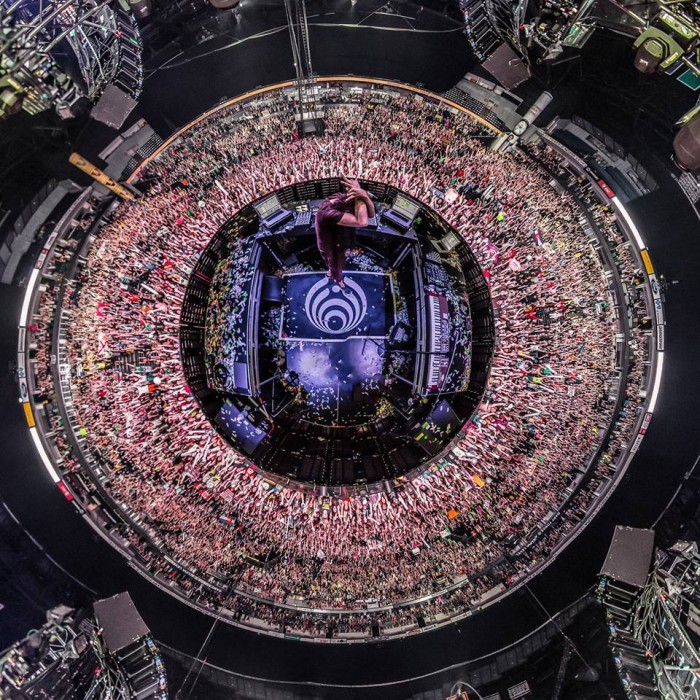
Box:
(0, 0), (143, 119)
(633, 543), (700, 699)
(283, 0), (324, 135)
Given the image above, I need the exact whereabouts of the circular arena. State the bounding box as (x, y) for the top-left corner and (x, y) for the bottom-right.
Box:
(28, 79), (655, 642)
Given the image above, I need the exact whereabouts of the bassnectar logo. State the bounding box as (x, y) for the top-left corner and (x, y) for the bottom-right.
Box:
(304, 277), (367, 335)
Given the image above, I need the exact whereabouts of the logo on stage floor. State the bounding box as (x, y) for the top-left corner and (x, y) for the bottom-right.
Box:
(304, 277), (367, 335)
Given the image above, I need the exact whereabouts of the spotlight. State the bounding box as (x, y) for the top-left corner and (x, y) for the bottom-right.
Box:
(633, 28), (684, 75)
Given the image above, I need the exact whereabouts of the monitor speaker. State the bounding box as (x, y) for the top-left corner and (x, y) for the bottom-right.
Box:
(233, 362), (250, 394)
(262, 275), (284, 303)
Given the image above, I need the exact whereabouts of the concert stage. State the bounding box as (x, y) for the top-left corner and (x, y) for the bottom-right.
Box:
(180, 178), (495, 490)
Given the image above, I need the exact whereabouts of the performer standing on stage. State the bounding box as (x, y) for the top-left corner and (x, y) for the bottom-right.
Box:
(315, 177), (375, 287)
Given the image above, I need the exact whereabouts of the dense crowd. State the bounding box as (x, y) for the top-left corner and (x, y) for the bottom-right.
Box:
(30, 84), (653, 638)
(204, 235), (255, 391)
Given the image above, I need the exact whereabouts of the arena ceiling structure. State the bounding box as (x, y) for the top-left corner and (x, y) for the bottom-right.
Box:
(1, 1), (700, 700)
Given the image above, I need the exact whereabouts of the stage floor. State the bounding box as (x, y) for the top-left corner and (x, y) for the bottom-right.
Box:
(280, 271), (395, 426)
(281, 271), (393, 342)
(286, 338), (386, 426)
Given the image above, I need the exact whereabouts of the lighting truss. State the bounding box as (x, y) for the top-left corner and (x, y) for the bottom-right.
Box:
(0, 0), (142, 119)
(460, 0), (700, 82)
(284, 0), (324, 130)
(631, 544), (700, 699)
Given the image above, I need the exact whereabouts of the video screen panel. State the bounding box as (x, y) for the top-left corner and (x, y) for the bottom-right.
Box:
(253, 195), (282, 220)
(393, 194), (420, 219)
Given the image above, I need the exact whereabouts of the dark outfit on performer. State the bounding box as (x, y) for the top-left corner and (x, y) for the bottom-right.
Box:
(315, 194), (355, 284)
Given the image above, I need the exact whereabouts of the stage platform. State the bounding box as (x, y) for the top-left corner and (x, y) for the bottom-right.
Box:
(281, 271), (393, 342)
(278, 271), (394, 425)
(181, 179), (492, 486)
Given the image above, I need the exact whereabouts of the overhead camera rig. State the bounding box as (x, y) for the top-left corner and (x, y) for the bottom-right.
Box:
(0, 0), (143, 120)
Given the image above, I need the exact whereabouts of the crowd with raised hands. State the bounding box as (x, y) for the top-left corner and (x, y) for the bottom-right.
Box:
(204, 237), (255, 390)
(30, 84), (654, 638)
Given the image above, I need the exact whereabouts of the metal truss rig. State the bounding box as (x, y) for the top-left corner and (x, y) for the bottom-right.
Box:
(0, 610), (131, 699)
(284, 0), (324, 128)
(0, 0), (143, 118)
(460, 0), (527, 61)
(633, 543), (700, 699)
(461, 0), (700, 81)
